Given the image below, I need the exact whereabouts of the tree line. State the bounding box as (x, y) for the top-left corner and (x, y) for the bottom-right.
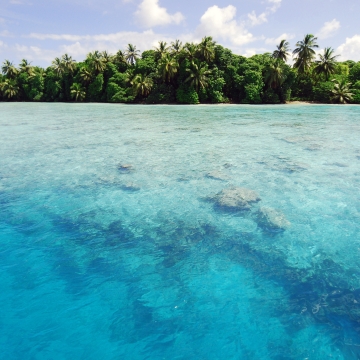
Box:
(1, 34), (360, 104)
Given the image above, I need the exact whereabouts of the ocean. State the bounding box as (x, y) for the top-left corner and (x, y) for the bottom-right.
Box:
(1, 103), (360, 359)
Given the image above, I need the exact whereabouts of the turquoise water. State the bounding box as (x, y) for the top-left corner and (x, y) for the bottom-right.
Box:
(1, 103), (360, 359)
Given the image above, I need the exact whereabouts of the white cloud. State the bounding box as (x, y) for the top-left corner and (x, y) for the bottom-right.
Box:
(24, 30), (185, 63)
(29, 33), (88, 41)
(0, 30), (13, 37)
(0, 40), (8, 57)
(243, 47), (268, 57)
(337, 35), (360, 61)
(268, 0), (282, 12)
(27, 29), (180, 50)
(265, 33), (295, 45)
(15, 43), (28, 52)
(247, 0), (282, 26)
(10, 0), (32, 4)
(196, 5), (254, 46)
(6, 43), (57, 63)
(317, 19), (340, 39)
(134, 0), (184, 28)
(248, 11), (268, 26)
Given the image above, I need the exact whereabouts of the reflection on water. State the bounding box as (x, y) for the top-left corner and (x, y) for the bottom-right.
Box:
(0, 103), (360, 359)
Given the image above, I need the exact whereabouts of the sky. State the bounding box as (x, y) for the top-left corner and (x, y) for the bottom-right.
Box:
(1, 0), (360, 66)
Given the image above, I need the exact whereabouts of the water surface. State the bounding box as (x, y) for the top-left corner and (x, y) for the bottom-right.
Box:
(1, 103), (360, 359)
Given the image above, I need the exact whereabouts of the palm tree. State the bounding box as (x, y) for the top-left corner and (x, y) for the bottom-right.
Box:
(86, 51), (106, 73)
(154, 41), (170, 59)
(85, 50), (106, 74)
(70, 83), (86, 101)
(52, 57), (64, 76)
(131, 74), (153, 96)
(264, 61), (285, 88)
(198, 36), (216, 62)
(185, 60), (211, 91)
(183, 43), (198, 62)
(331, 79), (353, 104)
(19, 59), (34, 75)
(125, 44), (140, 65)
(61, 54), (76, 73)
(113, 50), (127, 65)
(293, 34), (319, 74)
(1, 79), (20, 99)
(29, 67), (46, 81)
(102, 51), (111, 63)
(272, 40), (291, 62)
(159, 53), (178, 82)
(314, 47), (339, 80)
(125, 68), (136, 86)
(2, 60), (18, 78)
(171, 40), (183, 56)
(79, 66), (92, 84)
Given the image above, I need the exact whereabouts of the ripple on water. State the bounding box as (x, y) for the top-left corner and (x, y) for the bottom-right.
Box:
(0, 103), (360, 359)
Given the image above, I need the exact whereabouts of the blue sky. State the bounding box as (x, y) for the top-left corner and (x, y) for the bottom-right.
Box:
(1, 0), (360, 66)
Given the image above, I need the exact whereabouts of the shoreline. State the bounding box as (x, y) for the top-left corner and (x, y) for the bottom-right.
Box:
(0, 101), (357, 106)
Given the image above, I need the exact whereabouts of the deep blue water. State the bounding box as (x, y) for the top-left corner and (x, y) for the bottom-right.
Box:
(1, 103), (360, 359)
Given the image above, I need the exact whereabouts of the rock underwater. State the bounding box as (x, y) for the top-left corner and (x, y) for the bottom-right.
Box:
(206, 171), (229, 181)
(120, 183), (140, 192)
(210, 187), (261, 211)
(255, 207), (290, 232)
(118, 164), (134, 173)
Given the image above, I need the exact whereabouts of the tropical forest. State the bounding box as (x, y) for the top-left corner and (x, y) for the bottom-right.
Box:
(0, 34), (359, 104)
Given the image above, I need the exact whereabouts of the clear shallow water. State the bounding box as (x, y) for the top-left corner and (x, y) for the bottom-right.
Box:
(1, 103), (360, 359)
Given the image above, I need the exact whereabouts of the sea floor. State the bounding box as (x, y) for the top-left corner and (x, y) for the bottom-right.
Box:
(1, 103), (360, 359)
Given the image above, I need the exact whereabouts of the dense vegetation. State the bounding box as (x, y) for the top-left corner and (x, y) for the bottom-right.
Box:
(1, 34), (359, 104)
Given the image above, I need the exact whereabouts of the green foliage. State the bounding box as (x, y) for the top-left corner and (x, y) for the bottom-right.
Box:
(242, 83), (262, 104)
(87, 73), (104, 101)
(291, 74), (313, 100)
(70, 83), (86, 101)
(312, 81), (334, 103)
(125, 44), (140, 65)
(142, 50), (156, 60)
(279, 67), (296, 102)
(349, 62), (360, 83)
(108, 71), (127, 88)
(134, 57), (157, 76)
(107, 83), (134, 103)
(214, 46), (243, 72)
(106, 70), (133, 103)
(293, 34), (319, 74)
(262, 88), (280, 104)
(0, 38), (357, 104)
(1, 78), (20, 99)
(334, 64), (349, 77)
(24, 74), (45, 101)
(185, 60), (211, 91)
(158, 53), (178, 83)
(272, 40), (291, 62)
(343, 60), (356, 68)
(352, 80), (360, 105)
(207, 73), (226, 103)
(331, 79), (354, 104)
(131, 74), (153, 98)
(352, 89), (360, 104)
(176, 84), (199, 104)
(146, 84), (175, 104)
(240, 65), (264, 104)
(44, 69), (61, 101)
